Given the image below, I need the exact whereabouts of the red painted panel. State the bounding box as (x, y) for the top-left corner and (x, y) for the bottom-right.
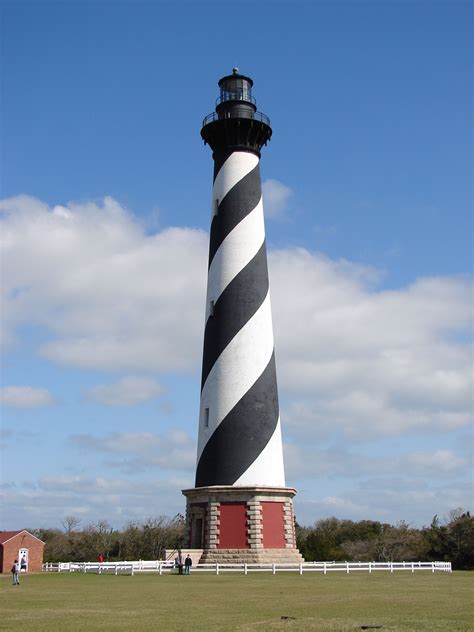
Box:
(262, 502), (285, 548)
(218, 502), (248, 549)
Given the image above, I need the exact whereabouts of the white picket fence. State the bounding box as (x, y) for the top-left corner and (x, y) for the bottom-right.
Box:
(42, 560), (452, 575)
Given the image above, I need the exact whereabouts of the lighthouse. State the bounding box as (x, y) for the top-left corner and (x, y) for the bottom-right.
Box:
(182, 70), (302, 564)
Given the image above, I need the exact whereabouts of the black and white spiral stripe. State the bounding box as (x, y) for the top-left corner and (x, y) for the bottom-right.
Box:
(195, 150), (285, 488)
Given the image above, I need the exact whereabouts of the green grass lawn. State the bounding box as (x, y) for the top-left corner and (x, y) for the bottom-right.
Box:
(0, 571), (472, 631)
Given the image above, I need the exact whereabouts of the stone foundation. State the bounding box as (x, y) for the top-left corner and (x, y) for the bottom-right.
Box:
(182, 486), (303, 564)
(199, 548), (304, 564)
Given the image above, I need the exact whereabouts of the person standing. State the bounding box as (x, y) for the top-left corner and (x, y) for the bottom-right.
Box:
(184, 554), (192, 575)
(11, 559), (20, 585)
(177, 550), (183, 575)
(98, 553), (104, 563)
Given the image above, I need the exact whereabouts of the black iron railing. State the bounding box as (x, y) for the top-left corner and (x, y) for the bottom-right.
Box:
(202, 111), (271, 127)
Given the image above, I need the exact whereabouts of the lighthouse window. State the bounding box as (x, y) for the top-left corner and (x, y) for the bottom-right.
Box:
(204, 408), (209, 428)
(209, 300), (215, 316)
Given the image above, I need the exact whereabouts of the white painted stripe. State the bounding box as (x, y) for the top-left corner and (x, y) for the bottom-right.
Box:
(197, 292), (275, 462)
(212, 152), (259, 211)
(233, 418), (286, 487)
(205, 198), (265, 320)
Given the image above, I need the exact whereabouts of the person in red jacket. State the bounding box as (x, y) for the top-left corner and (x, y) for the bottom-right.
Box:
(98, 553), (104, 563)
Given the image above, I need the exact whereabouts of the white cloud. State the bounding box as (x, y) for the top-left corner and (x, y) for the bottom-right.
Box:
(401, 449), (468, 473)
(0, 386), (54, 408)
(0, 475), (190, 529)
(262, 179), (293, 219)
(1, 195), (208, 371)
(284, 444), (469, 480)
(70, 430), (196, 472)
(86, 376), (164, 406)
(295, 480), (472, 527)
(269, 248), (472, 439)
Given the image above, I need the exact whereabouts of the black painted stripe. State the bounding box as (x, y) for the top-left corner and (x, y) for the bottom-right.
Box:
(208, 163), (261, 268)
(213, 150), (234, 181)
(195, 352), (279, 487)
(201, 242), (269, 391)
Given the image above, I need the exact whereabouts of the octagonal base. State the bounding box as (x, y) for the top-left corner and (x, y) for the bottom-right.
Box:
(182, 486), (303, 564)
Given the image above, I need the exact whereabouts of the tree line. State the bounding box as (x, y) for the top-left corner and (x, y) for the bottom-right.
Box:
(30, 508), (473, 570)
(296, 509), (473, 570)
(32, 515), (186, 564)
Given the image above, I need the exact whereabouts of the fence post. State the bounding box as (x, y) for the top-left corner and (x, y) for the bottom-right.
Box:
(369, 562), (372, 574)
(390, 562), (393, 573)
(299, 563), (303, 575)
(272, 563), (276, 575)
(323, 562), (327, 575)
(216, 563), (219, 576)
(346, 562), (349, 574)
(411, 562), (414, 573)
(244, 564), (247, 575)
(159, 562), (162, 576)
(432, 562), (435, 573)
(131, 565), (134, 576)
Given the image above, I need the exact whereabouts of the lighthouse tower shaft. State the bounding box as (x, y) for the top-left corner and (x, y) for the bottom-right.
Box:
(196, 148), (285, 488)
(182, 71), (302, 564)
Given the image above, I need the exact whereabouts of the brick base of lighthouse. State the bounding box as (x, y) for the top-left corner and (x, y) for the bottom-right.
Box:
(182, 486), (303, 564)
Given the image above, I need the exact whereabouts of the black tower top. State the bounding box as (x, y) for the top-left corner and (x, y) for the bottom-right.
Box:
(201, 68), (272, 158)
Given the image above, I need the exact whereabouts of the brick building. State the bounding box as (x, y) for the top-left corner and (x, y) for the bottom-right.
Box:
(0, 530), (45, 573)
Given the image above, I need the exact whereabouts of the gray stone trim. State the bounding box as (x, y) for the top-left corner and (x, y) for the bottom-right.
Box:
(182, 486), (297, 503)
(246, 498), (263, 549)
(205, 501), (220, 548)
(282, 499), (295, 547)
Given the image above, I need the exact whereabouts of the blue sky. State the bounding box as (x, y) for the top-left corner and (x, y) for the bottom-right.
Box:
(1, 0), (472, 531)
